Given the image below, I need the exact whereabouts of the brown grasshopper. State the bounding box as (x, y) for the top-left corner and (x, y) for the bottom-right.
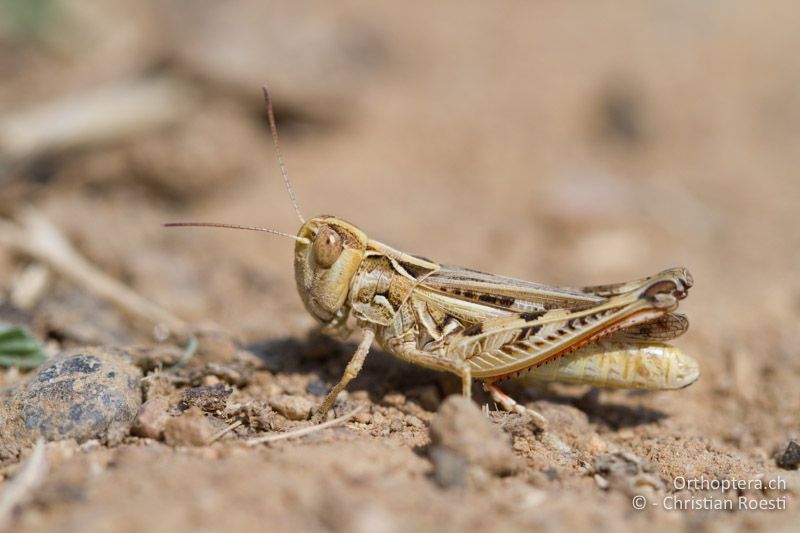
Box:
(168, 88), (699, 426)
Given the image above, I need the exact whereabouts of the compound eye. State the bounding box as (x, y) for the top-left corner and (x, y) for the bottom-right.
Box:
(312, 225), (343, 268)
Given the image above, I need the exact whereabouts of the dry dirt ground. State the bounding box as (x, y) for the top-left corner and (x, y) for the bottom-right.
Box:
(0, 1), (799, 532)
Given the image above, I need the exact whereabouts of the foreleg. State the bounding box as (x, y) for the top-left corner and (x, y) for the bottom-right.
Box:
(314, 328), (375, 420)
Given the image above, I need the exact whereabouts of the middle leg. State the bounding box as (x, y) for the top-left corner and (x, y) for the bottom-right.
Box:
(392, 345), (473, 399)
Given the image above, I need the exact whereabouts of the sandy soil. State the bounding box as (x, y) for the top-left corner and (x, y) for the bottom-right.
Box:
(0, 1), (798, 531)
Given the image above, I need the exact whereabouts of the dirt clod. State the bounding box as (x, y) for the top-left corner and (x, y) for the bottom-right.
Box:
(269, 394), (313, 421)
(192, 324), (239, 364)
(163, 406), (214, 446)
(428, 396), (520, 486)
(429, 447), (467, 488)
(130, 398), (170, 440)
(592, 452), (664, 496)
(180, 383), (231, 413)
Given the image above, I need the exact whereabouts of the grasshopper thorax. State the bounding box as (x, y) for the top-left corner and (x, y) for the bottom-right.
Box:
(294, 216), (368, 323)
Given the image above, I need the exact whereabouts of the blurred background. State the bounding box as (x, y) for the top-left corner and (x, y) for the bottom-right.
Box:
(1, 0), (798, 337)
(0, 0), (798, 530)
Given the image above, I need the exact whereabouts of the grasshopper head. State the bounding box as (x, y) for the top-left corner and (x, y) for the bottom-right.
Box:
(294, 216), (367, 323)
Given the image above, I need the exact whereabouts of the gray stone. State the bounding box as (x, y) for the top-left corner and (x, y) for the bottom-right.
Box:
(777, 440), (800, 470)
(0, 348), (142, 459)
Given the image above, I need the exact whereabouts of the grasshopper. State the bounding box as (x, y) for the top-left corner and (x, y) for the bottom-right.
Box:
(168, 88), (699, 426)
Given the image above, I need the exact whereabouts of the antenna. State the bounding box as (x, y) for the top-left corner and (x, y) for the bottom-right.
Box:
(164, 222), (310, 244)
(262, 86), (305, 225)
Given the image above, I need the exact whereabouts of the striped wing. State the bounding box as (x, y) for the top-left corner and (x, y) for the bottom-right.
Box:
(415, 266), (692, 380)
(607, 312), (689, 343)
(423, 264), (604, 313)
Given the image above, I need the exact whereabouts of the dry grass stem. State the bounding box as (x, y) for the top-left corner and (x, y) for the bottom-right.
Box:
(0, 207), (188, 339)
(0, 76), (196, 160)
(208, 420), (243, 444)
(246, 406), (365, 446)
(0, 440), (48, 531)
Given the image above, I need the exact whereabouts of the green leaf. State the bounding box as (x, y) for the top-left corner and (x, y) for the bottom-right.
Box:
(0, 326), (27, 342)
(0, 0), (55, 37)
(0, 324), (47, 368)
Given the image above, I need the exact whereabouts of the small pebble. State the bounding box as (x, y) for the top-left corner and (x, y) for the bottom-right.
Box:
(389, 418), (405, 433)
(163, 407), (214, 446)
(592, 452), (659, 495)
(512, 437), (531, 453)
(270, 395), (313, 421)
(382, 392), (406, 407)
(353, 411), (372, 424)
(202, 375), (221, 386)
(777, 440), (800, 470)
(204, 363), (247, 386)
(348, 390), (370, 402)
(131, 398), (170, 440)
(193, 323), (239, 364)
(305, 379), (328, 397)
(405, 415), (425, 429)
(617, 428), (635, 440)
(586, 434), (609, 455)
(593, 452), (640, 478)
